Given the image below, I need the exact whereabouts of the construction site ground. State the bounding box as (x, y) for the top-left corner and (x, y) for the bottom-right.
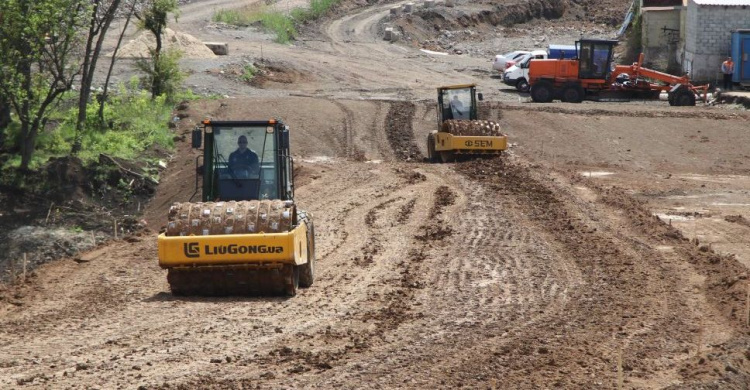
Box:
(2, 0), (750, 389)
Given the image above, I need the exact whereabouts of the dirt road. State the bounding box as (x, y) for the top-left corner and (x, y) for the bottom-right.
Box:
(2, 0), (750, 389)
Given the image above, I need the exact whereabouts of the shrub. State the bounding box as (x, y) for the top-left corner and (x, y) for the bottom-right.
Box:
(1, 83), (186, 172)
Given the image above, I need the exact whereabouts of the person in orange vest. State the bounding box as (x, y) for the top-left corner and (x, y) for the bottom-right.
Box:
(721, 56), (735, 91)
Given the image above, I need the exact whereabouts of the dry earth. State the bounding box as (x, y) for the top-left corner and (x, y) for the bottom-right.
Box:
(2, 0), (750, 389)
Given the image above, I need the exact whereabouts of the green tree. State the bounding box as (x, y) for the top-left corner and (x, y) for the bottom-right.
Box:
(99, 0), (140, 125)
(71, 0), (124, 155)
(0, 96), (10, 146)
(0, 0), (87, 172)
(134, 0), (181, 99)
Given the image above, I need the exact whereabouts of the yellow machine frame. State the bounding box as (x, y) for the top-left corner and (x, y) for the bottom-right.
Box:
(432, 132), (507, 154)
(158, 223), (310, 269)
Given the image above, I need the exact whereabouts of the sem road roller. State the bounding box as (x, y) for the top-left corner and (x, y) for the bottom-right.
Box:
(427, 84), (508, 163)
(157, 119), (315, 296)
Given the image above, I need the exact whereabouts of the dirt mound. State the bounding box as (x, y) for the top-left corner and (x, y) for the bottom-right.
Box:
(117, 28), (216, 59)
(419, 0), (568, 28)
(725, 214), (750, 228)
(0, 155), (160, 283)
(384, 101), (422, 161)
(390, 0), (629, 53)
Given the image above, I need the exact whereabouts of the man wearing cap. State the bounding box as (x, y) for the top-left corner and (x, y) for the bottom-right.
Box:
(721, 56), (735, 91)
(229, 135), (259, 176)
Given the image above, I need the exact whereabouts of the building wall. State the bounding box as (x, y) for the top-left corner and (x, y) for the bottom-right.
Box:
(642, 8), (682, 70)
(684, 0), (750, 83)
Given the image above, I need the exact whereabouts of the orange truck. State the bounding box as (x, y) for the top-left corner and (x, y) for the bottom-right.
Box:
(528, 39), (709, 106)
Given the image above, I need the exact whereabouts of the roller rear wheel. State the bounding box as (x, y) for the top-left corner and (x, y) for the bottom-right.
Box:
(427, 132), (438, 162)
(439, 151), (455, 163)
(284, 265), (299, 297)
(299, 224), (315, 288)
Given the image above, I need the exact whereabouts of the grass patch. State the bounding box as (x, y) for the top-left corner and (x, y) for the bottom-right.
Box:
(212, 0), (342, 44)
(292, 0), (341, 21)
(212, 3), (265, 26)
(241, 64), (258, 82)
(260, 11), (297, 44)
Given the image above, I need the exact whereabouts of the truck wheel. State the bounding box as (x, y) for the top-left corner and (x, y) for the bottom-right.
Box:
(516, 78), (530, 93)
(427, 132), (438, 163)
(299, 224), (315, 288)
(672, 89), (696, 106)
(561, 85), (584, 103)
(530, 81), (554, 103)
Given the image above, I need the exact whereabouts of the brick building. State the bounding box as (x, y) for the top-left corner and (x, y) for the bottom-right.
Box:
(639, 0), (750, 83)
(640, 0), (685, 72)
(683, 0), (750, 83)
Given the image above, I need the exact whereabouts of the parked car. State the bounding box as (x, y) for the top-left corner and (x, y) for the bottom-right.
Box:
(502, 50), (547, 92)
(492, 50), (531, 73)
(503, 45), (578, 92)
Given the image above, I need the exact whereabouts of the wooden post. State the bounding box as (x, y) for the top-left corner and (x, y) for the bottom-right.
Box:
(693, 217), (698, 244)
(617, 345), (623, 390)
(697, 315), (704, 356)
(114, 219), (118, 239)
(9, 257), (16, 283)
(22, 253), (27, 283)
(45, 202), (54, 225)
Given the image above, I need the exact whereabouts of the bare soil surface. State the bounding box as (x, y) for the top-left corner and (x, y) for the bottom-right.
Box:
(2, 0), (750, 389)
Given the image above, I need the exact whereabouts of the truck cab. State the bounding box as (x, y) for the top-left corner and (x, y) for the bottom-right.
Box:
(503, 46), (578, 92)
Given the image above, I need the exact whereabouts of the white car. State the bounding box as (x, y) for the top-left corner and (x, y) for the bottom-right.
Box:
(502, 50), (548, 92)
(492, 51), (531, 73)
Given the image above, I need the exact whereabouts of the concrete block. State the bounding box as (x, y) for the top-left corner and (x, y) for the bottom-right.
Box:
(424, 0), (435, 8)
(403, 2), (414, 13)
(204, 42), (229, 55)
(384, 27), (401, 42)
(390, 6), (400, 15)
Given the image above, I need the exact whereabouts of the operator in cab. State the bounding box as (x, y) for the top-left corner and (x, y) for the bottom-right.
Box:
(229, 135), (259, 177)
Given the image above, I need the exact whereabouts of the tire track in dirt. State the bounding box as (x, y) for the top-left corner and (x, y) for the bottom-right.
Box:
(408, 165), (583, 387)
(422, 157), (750, 388)
(331, 101), (365, 160)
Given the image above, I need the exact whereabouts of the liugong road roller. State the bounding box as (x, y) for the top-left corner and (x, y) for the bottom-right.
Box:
(157, 119), (315, 296)
(426, 84), (508, 163)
